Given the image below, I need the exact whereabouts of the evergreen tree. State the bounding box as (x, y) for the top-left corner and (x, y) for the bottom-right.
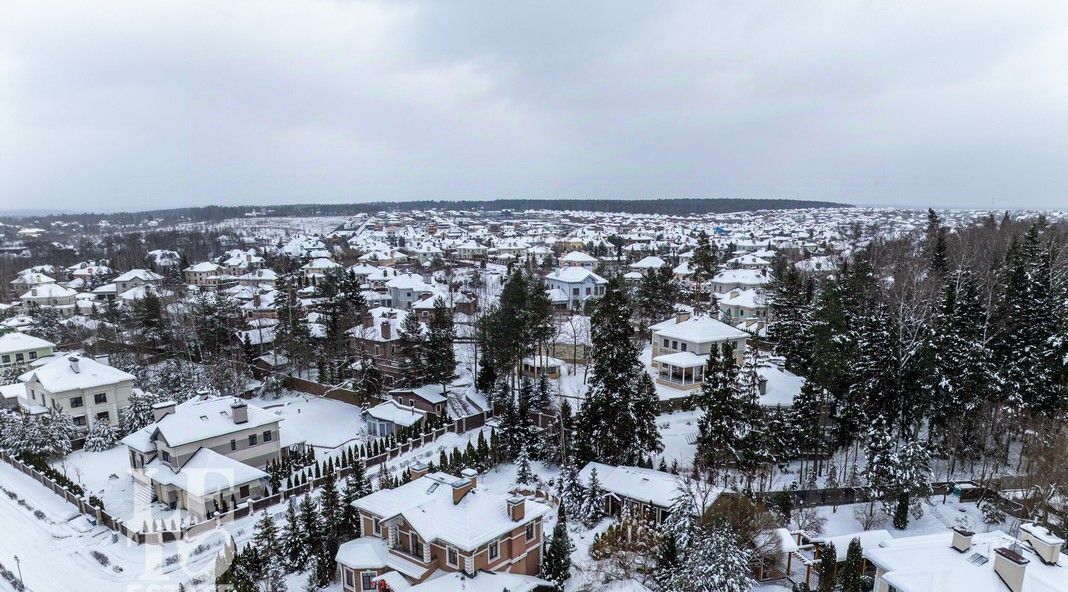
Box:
(839, 537), (863, 592)
(690, 231), (718, 312)
(423, 296), (457, 387)
(659, 522), (753, 592)
(280, 499), (304, 569)
(83, 418), (119, 452)
(581, 467), (605, 528)
(542, 504), (574, 591)
(695, 343), (746, 474)
(817, 542), (837, 592)
(576, 277), (660, 464)
(397, 311), (426, 386)
(767, 254), (815, 375)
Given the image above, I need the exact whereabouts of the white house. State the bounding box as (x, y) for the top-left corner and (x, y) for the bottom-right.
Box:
(19, 355), (135, 429)
(650, 313), (748, 390)
(545, 267), (607, 311)
(0, 333), (55, 369)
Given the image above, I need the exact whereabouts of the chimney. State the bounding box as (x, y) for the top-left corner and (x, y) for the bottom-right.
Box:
(1020, 523), (1065, 565)
(409, 462), (429, 480)
(68, 356), (80, 374)
(993, 547), (1028, 592)
(951, 527), (974, 553)
(758, 377), (768, 396)
(675, 311), (690, 325)
(362, 313), (373, 329)
(452, 476), (474, 504)
(381, 320), (392, 340)
(507, 495), (526, 522)
(461, 467), (478, 489)
(231, 400), (248, 424)
(152, 401), (177, 422)
(253, 293), (261, 307)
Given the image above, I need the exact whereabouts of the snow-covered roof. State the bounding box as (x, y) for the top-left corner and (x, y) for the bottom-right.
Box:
(561, 251), (598, 263)
(354, 472), (552, 552)
(395, 571), (551, 592)
(578, 462), (697, 509)
(365, 400), (426, 427)
(864, 529), (1068, 592)
(21, 283), (76, 299)
(653, 314), (749, 344)
(335, 536), (428, 579)
(113, 269), (163, 283)
(0, 332), (55, 354)
(653, 351), (707, 368)
(144, 447), (267, 497)
(546, 267), (607, 284)
(19, 355), (134, 392)
(137, 397), (280, 449)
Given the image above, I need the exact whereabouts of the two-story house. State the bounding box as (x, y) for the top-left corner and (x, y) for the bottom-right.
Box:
(121, 397), (300, 519)
(335, 466), (551, 592)
(649, 313), (748, 390)
(19, 355), (135, 428)
(21, 283), (78, 315)
(545, 267), (607, 311)
(184, 262), (223, 290)
(348, 308), (415, 388)
(0, 332), (55, 369)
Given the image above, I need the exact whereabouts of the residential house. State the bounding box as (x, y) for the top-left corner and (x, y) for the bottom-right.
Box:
(545, 267), (607, 311)
(121, 397), (301, 519)
(19, 355), (135, 429)
(0, 333), (55, 369)
(336, 468), (550, 591)
(578, 462), (699, 525)
(650, 313), (748, 390)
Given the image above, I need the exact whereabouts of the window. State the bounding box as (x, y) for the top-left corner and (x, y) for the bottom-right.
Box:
(28, 351), (37, 360)
(73, 416), (87, 427)
(15, 353), (24, 362)
(263, 430), (272, 442)
(96, 411), (110, 422)
(230, 439), (237, 451)
(360, 572), (375, 591)
(239, 485), (249, 498)
(70, 396), (84, 408)
(572, 287), (579, 296)
(585, 287), (591, 295)
(662, 339), (669, 348)
(525, 522), (536, 541)
(94, 393), (107, 404)
(161, 450), (171, 464)
(373, 517), (381, 535)
(488, 539), (499, 561)
(249, 434), (258, 446)
(680, 343), (687, 352)
(1, 355), (9, 364)
(671, 340), (678, 349)
(344, 568), (355, 589)
(446, 546), (459, 567)
(411, 534), (423, 559)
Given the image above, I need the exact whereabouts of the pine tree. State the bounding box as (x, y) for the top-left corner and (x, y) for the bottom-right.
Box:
(397, 311), (426, 386)
(515, 443), (534, 485)
(817, 542), (836, 592)
(280, 499), (304, 569)
(253, 511), (281, 563)
(690, 231), (718, 313)
(659, 522), (753, 592)
(83, 418), (119, 452)
(423, 296), (457, 387)
(575, 277), (660, 464)
(542, 504), (574, 591)
(839, 537), (863, 592)
(695, 343), (746, 474)
(581, 467), (605, 528)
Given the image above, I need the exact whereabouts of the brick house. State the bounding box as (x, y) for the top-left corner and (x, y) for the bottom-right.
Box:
(335, 467), (550, 591)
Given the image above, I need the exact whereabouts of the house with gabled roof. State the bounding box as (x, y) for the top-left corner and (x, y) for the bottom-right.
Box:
(121, 397), (302, 519)
(336, 467), (550, 591)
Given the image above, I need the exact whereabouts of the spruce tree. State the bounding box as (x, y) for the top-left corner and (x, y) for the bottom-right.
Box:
(542, 504), (574, 591)
(839, 537), (863, 592)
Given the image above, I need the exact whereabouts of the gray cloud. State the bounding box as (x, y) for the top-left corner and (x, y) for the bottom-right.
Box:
(1, 0), (1066, 212)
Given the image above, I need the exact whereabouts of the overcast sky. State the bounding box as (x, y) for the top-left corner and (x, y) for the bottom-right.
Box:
(1, 1), (1067, 213)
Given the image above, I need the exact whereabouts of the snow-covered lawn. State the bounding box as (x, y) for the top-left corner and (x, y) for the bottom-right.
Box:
(815, 495), (1009, 539)
(250, 390), (367, 450)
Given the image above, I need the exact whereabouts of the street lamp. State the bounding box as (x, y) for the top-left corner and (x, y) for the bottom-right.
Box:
(13, 554), (22, 587)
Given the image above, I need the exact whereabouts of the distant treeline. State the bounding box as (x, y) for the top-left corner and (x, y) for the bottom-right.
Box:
(1, 198), (848, 226)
